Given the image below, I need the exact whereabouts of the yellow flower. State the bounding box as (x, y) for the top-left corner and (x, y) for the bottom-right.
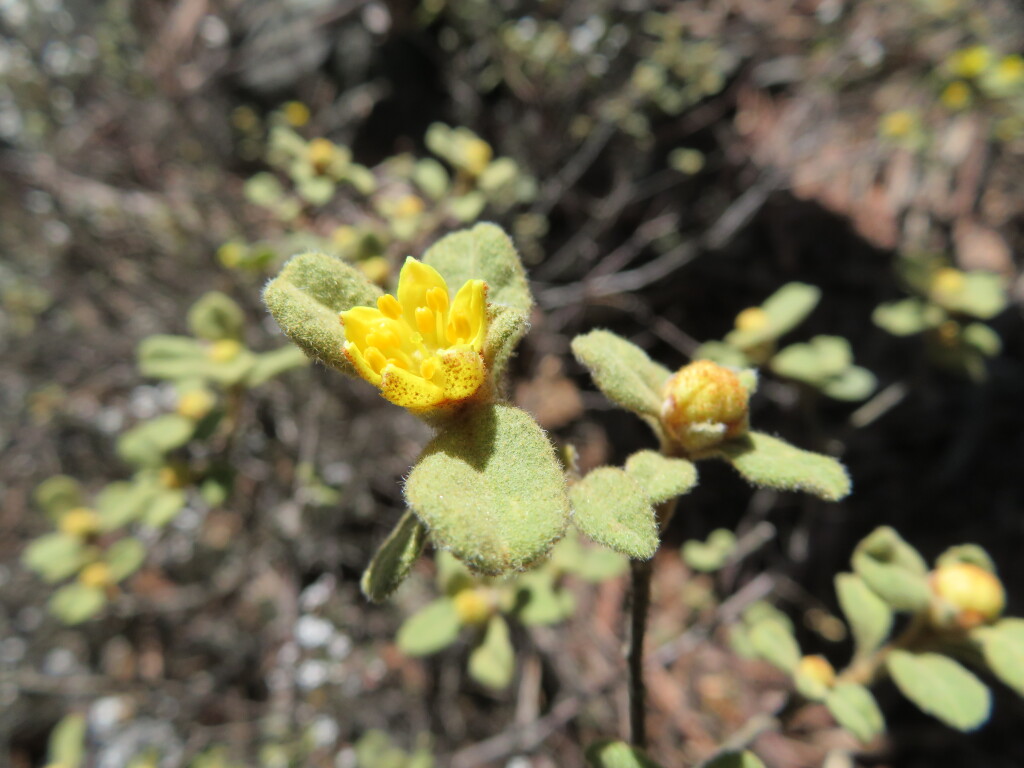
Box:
(208, 339), (243, 363)
(340, 258), (488, 411)
(453, 588), (495, 625)
(176, 389), (216, 421)
(59, 507), (101, 538)
(879, 110), (918, 139)
(306, 138), (337, 173)
(940, 81), (972, 110)
(79, 562), (113, 589)
(930, 562), (1005, 629)
(798, 655), (836, 688)
(931, 266), (965, 298)
(661, 360), (749, 453)
(460, 138), (493, 176)
(949, 45), (992, 79)
(734, 306), (769, 333)
(283, 101), (311, 128)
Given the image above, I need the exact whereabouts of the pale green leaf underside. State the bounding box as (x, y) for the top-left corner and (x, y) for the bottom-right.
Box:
(570, 467), (658, 560)
(624, 450), (698, 504)
(262, 251), (382, 373)
(397, 598), (461, 656)
(886, 650), (991, 731)
(422, 222), (533, 313)
(468, 615), (515, 689)
(405, 404), (569, 575)
(825, 683), (885, 743)
(748, 618), (801, 672)
(361, 510), (430, 602)
(571, 329), (671, 420)
(714, 432), (851, 501)
(49, 583), (106, 625)
(835, 572), (893, 657)
(973, 618), (1024, 697)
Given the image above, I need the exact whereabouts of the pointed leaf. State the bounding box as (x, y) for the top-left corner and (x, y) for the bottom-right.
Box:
(571, 330), (671, 420)
(715, 432), (851, 501)
(397, 599), (461, 656)
(825, 683), (885, 743)
(972, 618), (1024, 697)
(422, 223), (532, 313)
(585, 740), (665, 768)
(624, 450), (698, 504)
(468, 615), (515, 689)
(361, 510), (429, 602)
(835, 572), (893, 657)
(886, 650), (991, 731)
(262, 251), (382, 374)
(570, 467), (658, 560)
(405, 404), (569, 575)
(748, 617), (801, 672)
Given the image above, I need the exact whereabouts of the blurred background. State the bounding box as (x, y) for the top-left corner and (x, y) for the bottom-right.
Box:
(3, 0), (1024, 766)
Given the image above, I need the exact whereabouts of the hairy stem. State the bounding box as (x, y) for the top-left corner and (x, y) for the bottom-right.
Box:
(628, 557), (653, 747)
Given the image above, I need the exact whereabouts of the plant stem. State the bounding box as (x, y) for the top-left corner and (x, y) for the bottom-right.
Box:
(839, 613), (932, 686)
(628, 557), (652, 748)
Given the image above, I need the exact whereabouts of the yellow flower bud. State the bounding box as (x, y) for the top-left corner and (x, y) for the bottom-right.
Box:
(392, 194), (426, 219)
(734, 307), (769, 333)
(798, 654), (836, 688)
(358, 256), (392, 285)
(79, 562), (113, 589)
(453, 588), (494, 625)
(217, 241), (246, 268)
(661, 361), (749, 453)
(461, 138), (493, 177)
(306, 138), (337, 173)
(176, 389), (216, 421)
(930, 562), (1005, 629)
(340, 257), (488, 412)
(940, 81), (972, 111)
(949, 45), (992, 79)
(59, 507), (101, 539)
(207, 339), (243, 363)
(879, 110), (917, 139)
(283, 101), (311, 128)
(158, 463), (189, 489)
(931, 267), (965, 297)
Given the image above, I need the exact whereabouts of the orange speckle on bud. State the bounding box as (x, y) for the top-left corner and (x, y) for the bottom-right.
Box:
(930, 562), (1005, 629)
(798, 655), (836, 688)
(661, 360), (750, 453)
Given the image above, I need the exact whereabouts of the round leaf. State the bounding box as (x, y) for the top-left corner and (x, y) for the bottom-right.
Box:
(570, 467), (658, 560)
(886, 650), (991, 731)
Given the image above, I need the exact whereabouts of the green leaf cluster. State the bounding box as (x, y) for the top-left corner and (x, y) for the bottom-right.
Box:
(770, 336), (876, 401)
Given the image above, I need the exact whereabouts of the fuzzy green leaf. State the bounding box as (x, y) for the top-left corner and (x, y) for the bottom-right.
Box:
(972, 618), (1024, 697)
(943, 272), (1007, 319)
(514, 570), (574, 626)
(695, 341), (750, 368)
(484, 304), (530, 385)
(48, 714), (87, 768)
(887, 650), (991, 731)
(727, 282), (820, 348)
(117, 415), (196, 468)
(624, 450), (698, 504)
(571, 330), (672, 420)
(106, 537), (146, 582)
(245, 346), (309, 387)
(50, 583), (106, 625)
(835, 572), (893, 658)
(262, 251), (382, 374)
(34, 475), (83, 521)
(422, 223), (532, 313)
(682, 529), (737, 573)
(143, 488), (187, 528)
(585, 741), (665, 768)
(825, 683), (885, 743)
(22, 533), (85, 583)
(851, 527), (930, 611)
(748, 617), (801, 672)
(570, 467), (658, 560)
(397, 599), (461, 656)
(963, 322), (1002, 357)
(822, 366), (876, 401)
(188, 291), (245, 341)
(936, 544), (995, 572)
(714, 432), (851, 501)
(137, 335), (208, 381)
(95, 479), (155, 530)
(468, 615), (515, 689)
(413, 158), (449, 200)
(872, 298), (932, 336)
(550, 534), (628, 582)
(405, 404), (569, 575)
(702, 752), (766, 768)
(361, 510), (430, 603)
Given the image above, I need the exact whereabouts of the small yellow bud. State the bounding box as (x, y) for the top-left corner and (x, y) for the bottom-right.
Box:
(358, 256), (391, 285)
(306, 138), (337, 173)
(940, 81), (972, 110)
(283, 101), (311, 128)
(798, 655), (836, 688)
(949, 45), (992, 79)
(158, 463), (188, 489)
(176, 389), (216, 421)
(453, 588), (494, 625)
(392, 194), (425, 219)
(217, 241), (246, 268)
(59, 507), (101, 539)
(208, 339), (243, 363)
(661, 360), (750, 453)
(461, 138), (493, 176)
(931, 267), (965, 297)
(936, 320), (960, 347)
(231, 105), (259, 132)
(331, 225), (358, 251)
(879, 110), (917, 139)
(734, 307), (769, 333)
(79, 562), (113, 589)
(930, 562), (1005, 629)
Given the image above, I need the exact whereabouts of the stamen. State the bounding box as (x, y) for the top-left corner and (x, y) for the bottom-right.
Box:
(365, 347), (388, 374)
(427, 287), (449, 316)
(415, 307), (435, 337)
(449, 314), (472, 344)
(377, 294), (403, 319)
(386, 357), (408, 371)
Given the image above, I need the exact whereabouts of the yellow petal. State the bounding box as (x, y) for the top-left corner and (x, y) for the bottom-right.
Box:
(396, 257), (449, 326)
(344, 342), (382, 386)
(379, 363), (445, 410)
(448, 279), (487, 352)
(440, 346), (486, 401)
(340, 306), (386, 349)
